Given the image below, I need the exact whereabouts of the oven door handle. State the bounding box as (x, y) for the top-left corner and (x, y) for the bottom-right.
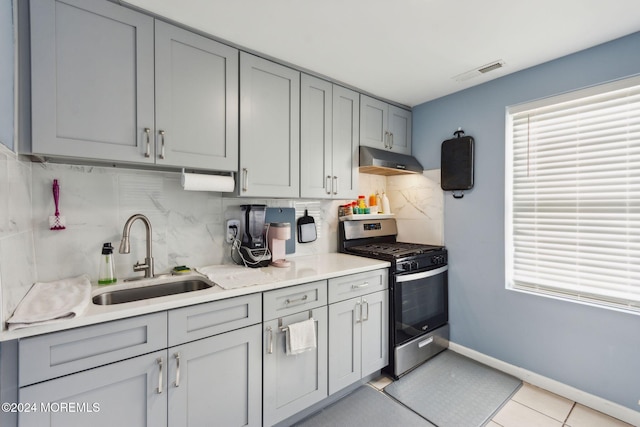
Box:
(395, 265), (448, 282)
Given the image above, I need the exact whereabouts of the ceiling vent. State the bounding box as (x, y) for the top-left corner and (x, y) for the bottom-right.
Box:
(453, 60), (506, 82)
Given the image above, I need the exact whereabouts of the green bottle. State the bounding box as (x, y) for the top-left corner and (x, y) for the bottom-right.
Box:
(98, 243), (117, 285)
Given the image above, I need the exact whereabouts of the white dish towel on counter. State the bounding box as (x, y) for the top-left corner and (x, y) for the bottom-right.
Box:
(7, 274), (91, 331)
(286, 318), (317, 355)
(196, 265), (273, 290)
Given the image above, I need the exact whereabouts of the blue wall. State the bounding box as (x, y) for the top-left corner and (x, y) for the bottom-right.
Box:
(412, 32), (640, 410)
(0, 0), (14, 150)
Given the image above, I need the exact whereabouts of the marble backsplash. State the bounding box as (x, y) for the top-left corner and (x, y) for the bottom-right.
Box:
(358, 170), (444, 245)
(0, 145), (443, 326)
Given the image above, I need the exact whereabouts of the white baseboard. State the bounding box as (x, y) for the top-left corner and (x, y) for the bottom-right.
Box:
(449, 342), (640, 426)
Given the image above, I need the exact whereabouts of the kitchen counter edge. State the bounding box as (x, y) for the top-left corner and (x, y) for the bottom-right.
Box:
(0, 253), (389, 341)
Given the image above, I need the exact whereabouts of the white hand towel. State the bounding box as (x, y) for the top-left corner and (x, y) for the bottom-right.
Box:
(7, 274), (91, 331)
(196, 265), (272, 290)
(286, 318), (316, 355)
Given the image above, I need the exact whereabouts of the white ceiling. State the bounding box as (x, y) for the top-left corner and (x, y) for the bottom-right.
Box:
(125, 0), (640, 107)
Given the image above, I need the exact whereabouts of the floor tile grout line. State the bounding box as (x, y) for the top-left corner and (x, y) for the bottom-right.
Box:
(507, 398), (575, 425)
(563, 402), (577, 425)
(375, 385), (440, 426)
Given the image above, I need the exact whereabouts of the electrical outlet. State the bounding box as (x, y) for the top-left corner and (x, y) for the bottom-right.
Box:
(226, 219), (240, 244)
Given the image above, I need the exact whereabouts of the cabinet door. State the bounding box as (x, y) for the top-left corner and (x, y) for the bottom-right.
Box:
(167, 324), (261, 427)
(332, 86), (360, 199)
(359, 95), (388, 150)
(30, 0), (155, 162)
(240, 52), (300, 197)
(328, 298), (361, 395)
(19, 350), (167, 427)
(300, 74), (332, 199)
(388, 105), (412, 155)
(263, 307), (328, 426)
(155, 21), (238, 171)
(360, 290), (389, 377)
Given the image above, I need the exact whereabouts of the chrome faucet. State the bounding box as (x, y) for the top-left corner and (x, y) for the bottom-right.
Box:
(119, 214), (154, 279)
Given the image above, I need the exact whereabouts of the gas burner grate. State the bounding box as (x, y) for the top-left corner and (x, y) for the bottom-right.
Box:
(348, 242), (443, 258)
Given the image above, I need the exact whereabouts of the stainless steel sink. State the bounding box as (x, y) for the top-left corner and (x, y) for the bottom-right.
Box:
(92, 279), (213, 305)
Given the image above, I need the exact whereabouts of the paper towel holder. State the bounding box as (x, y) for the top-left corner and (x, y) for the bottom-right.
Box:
(180, 168), (235, 192)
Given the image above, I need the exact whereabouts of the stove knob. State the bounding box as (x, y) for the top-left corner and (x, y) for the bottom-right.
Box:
(411, 261), (419, 270)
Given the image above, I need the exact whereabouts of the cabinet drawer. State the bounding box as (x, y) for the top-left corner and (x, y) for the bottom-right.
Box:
(168, 294), (261, 347)
(328, 269), (388, 304)
(263, 280), (327, 321)
(19, 312), (167, 387)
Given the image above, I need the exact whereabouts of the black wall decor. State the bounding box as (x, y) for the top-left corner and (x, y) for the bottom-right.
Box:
(441, 129), (474, 198)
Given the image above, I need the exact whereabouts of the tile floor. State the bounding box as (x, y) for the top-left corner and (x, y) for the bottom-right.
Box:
(368, 376), (634, 427)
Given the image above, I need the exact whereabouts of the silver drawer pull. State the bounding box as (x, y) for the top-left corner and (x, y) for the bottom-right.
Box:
(156, 357), (163, 394)
(326, 176), (332, 195)
(266, 326), (273, 354)
(174, 352), (181, 387)
(333, 176), (338, 195)
(362, 299), (369, 322)
(351, 282), (369, 290)
(418, 337), (434, 348)
(285, 295), (308, 305)
(355, 301), (362, 323)
(242, 168), (248, 192)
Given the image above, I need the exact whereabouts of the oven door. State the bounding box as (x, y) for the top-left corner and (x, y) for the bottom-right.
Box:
(393, 265), (448, 346)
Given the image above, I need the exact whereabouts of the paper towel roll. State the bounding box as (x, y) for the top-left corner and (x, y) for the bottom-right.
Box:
(181, 173), (235, 192)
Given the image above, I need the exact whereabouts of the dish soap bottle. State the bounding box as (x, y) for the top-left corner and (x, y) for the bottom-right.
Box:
(98, 242), (117, 285)
(381, 192), (391, 215)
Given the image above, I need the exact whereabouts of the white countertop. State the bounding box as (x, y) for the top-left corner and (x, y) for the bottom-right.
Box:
(1, 253), (389, 341)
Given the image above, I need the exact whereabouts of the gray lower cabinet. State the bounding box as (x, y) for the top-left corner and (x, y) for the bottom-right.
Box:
(262, 281), (328, 426)
(19, 350), (167, 427)
(17, 295), (262, 427)
(239, 52), (300, 198)
(28, 0), (238, 171)
(360, 94), (412, 155)
(168, 324), (262, 427)
(300, 74), (359, 199)
(328, 284), (388, 394)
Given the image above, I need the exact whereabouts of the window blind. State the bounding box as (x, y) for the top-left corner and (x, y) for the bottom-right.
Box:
(506, 75), (640, 313)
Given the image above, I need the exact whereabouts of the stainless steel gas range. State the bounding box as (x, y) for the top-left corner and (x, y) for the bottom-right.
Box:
(339, 217), (449, 378)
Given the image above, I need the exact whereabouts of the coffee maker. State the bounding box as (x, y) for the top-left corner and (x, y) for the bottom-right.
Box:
(234, 204), (271, 268)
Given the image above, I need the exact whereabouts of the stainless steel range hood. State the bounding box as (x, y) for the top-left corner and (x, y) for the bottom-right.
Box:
(359, 146), (424, 176)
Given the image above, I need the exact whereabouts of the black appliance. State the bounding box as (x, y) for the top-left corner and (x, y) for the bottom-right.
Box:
(339, 218), (449, 378)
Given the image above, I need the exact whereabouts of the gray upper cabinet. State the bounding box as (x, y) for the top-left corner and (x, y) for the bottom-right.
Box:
(239, 52), (300, 198)
(300, 74), (359, 199)
(360, 94), (412, 155)
(29, 0), (155, 163)
(29, 0), (238, 172)
(154, 21), (238, 171)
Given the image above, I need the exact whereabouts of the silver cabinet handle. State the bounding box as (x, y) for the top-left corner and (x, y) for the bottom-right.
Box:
(174, 352), (181, 387)
(351, 282), (369, 290)
(333, 176), (338, 195)
(156, 357), (163, 394)
(326, 176), (332, 195)
(389, 132), (394, 149)
(144, 128), (151, 158)
(242, 168), (248, 192)
(384, 131), (389, 148)
(355, 301), (362, 323)
(285, 294), (308, 305)
(362, 298), (369, 322)
(159, 130), (166, 159)
(266, 326), (273, 354)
